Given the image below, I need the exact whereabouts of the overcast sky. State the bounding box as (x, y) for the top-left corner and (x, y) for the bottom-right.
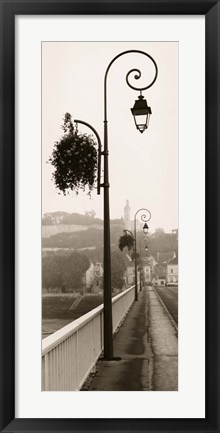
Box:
(42, 41), (178, 232)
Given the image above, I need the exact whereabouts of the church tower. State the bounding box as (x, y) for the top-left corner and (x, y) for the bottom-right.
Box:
(124, 200), (131, 230)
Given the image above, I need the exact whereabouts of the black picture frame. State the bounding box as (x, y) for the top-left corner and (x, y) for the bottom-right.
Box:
(0, 1), (219, 432)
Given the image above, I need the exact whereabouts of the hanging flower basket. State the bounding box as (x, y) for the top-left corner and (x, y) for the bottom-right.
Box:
(49, 113), (98, 196)
(118, 233), (134, 251)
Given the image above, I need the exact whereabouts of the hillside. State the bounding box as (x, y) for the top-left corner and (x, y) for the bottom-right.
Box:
(42, 224), (124, 250)
(42, 211), (123, 227)
(42, 211), (102, 226)
(42, 211), (124, 239)
(42, 213), (178, 261)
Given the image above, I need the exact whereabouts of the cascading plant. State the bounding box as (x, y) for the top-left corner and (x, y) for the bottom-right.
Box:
(49, 113), (98, 196)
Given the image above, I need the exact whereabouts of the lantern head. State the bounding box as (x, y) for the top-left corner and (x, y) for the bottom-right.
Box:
(131, 93), (152, 133)
(143, 223), (149, 235)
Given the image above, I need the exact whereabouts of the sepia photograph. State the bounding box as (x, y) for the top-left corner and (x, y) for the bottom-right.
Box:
(2, 1), (219, 430)
(41, 41), (178, 392)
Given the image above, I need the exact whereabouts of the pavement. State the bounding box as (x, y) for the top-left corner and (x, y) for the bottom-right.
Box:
(82, 286), (178, 391)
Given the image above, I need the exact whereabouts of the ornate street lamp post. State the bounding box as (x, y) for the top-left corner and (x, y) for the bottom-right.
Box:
(103, 51), (157, 358)
(75, 50), (158, 360)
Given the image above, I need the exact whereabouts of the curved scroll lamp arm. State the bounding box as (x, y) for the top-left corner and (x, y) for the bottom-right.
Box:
(74, 119), (102, 195)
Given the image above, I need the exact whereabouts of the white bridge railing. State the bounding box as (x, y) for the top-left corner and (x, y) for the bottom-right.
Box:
(42, 284), (137, 391)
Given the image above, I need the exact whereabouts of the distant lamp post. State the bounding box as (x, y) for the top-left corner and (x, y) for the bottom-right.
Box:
(131, 93), (152, 133)
(139, 237), (146, 291)
(123, 208), (151, 301)
(139, 236), (150, 291)
(134, 208), (151, 301)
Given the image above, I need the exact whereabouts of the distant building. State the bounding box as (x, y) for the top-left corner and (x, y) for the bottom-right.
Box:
(147, 255), (157, 272)
(43, 212), (64, 225)
(124, 262), (151, 287)
(172, 229), (178, 238)
(152, 263), (166, 287)
(166, 254), (178, 285)
(150, 250), (178, 286)
(125, 264), (135, 287)
(82, 262), (104, 294)
(92, 262), (103, 293)
(152, 276), (166, 286)
(83, 262), (95, 291)
(142, 264), (151, 283)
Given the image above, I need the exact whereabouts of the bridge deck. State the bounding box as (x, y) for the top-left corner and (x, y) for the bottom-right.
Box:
(81, 286), (178, 391)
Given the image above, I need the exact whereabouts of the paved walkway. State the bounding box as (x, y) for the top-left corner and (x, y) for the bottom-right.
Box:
(82, 286), (178, 391)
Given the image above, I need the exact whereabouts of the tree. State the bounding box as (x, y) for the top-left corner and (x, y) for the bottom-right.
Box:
(42, 254), (67, 291)
(155, 227), (165, 236)
(111, 250), (126, 290)
(42, 252), (90, 292)
(85, 209), (96, 219)
(63, 252), (90, 291)
(146, 230), (178, 256)
(49, 113), (98, 196)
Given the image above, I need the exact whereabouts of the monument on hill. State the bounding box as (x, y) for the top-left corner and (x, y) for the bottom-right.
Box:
(124, 200), (131, 230)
